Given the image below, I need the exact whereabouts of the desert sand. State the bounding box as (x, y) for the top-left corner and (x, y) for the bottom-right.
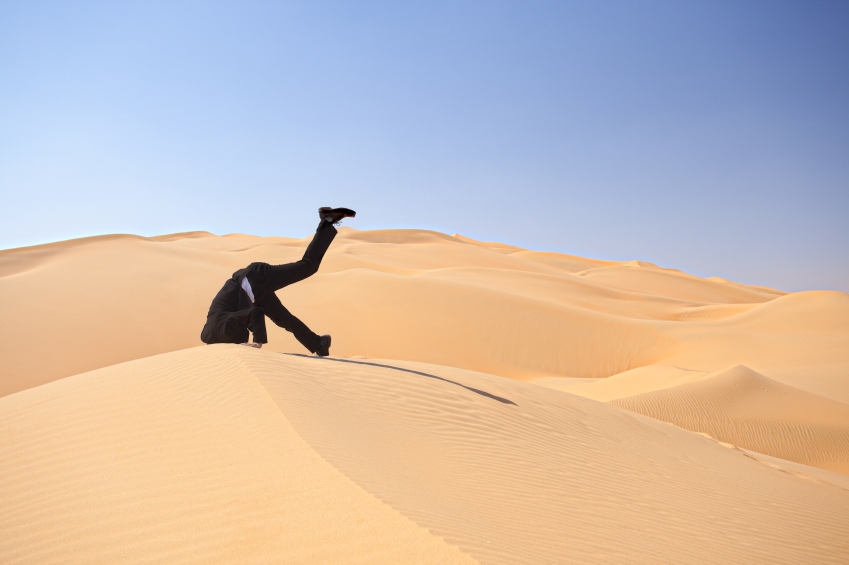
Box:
(1, 229), (848, 563)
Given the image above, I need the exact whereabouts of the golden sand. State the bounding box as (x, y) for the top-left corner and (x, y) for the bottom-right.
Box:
(1, 230), (847, 563)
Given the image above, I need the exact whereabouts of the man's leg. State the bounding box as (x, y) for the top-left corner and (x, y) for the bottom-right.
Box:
(249, 223), (337, 299)
(244, 307), (268, 344)
(224, 307), (267, 344)
(257, 293), (322, 353)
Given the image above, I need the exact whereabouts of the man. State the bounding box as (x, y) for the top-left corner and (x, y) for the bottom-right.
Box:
(200, 206), (355, 356)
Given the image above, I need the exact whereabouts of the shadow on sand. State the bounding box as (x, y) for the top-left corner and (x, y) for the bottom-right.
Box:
(285, 353), (517, 406)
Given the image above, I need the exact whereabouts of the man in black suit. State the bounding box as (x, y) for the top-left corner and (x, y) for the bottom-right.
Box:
(200, 207), (355, 356)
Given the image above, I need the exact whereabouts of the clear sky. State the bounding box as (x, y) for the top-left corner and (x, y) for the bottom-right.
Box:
(2, 0), (847, 292)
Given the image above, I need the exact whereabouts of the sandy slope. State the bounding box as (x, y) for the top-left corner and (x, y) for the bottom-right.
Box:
(610, 365), (849, 474)
(0, 346), (475, 564)
(2, 229), (849, 562)
(2, 346), (848, 564)
(540, 361), (849, 475)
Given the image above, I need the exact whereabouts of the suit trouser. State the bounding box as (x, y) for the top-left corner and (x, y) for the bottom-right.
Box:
(203, 305), (268, 345)
(249, 222), (337, 352)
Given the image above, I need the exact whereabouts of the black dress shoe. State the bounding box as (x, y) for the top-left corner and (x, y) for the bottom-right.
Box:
(318, 207), (357, 225)
(316, 334), (332, 357)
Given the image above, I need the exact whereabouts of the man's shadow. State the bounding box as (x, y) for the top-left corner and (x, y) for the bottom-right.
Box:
(285, 353), (517, 406)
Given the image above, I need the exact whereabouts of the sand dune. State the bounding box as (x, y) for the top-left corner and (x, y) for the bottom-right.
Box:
(535, 364), (705, 401)
(2, 230), (847, 398)
(608, 365), (849, 474)
(2, 346), (848, 564)
(0, 346), (475, 564)
(536, 362), (849, 475)
(650, 290), (849, 403)
(574, 261), (780, 303)
(1, 229), (848, 561)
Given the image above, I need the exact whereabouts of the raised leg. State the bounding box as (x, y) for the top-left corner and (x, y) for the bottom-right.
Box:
(248, 223), (337, 300)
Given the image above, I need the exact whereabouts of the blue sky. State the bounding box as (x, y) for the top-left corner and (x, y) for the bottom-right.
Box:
(2, 0), (847, 292)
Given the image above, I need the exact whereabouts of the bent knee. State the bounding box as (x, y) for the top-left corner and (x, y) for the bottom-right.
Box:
(300, 259), (319, 276)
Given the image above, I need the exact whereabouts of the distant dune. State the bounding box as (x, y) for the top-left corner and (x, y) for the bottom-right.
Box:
(1, 230), (848, 563)
(610, 365), (849, 474)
